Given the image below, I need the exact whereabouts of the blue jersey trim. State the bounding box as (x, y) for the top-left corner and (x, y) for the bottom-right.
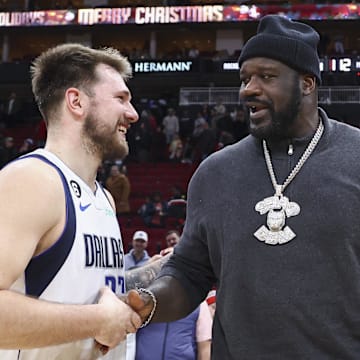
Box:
(19, 153), (76, 298)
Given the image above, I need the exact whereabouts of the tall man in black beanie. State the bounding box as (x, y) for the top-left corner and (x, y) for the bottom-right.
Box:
(125, 15), (360, 359)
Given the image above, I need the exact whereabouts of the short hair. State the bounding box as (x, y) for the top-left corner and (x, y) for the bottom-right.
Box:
(166, 229), (180, 238)
(30, 43), (132, 122)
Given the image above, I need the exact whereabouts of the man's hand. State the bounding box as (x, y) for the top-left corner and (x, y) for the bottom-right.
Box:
(160, 247), (174, 256)
(126, 289), (154, 324)
(147, 254), (163, 264)
(95, 287), (142, 350)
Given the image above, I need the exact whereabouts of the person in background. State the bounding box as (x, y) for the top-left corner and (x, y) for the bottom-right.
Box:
(162, 107), (179, 145)
(138, 191), (168, 228)
(191, 122), (217, 164)
(169, 185), (186, 201)
(0, 43), (141, 359)
(150, 125), (168, 162)
(133, 121), (152, 163)
(105, 163), (131, 216)
(125, 15), (360, 359)
(123, 229), (151, 360)
(231, 105), (249, 141)
(168, 133), (184, 162)
(4, 91), (23, 127)
(179, 108), (193, 139)
(136, 229), (212, 360)
(124, 230), (150, 271)
(159, 229), (181, 256)
(0, 136), (18, 168)
(192, 111), (207, 138)
(18, 137), (35, 156)
(205, 289), (216, 319)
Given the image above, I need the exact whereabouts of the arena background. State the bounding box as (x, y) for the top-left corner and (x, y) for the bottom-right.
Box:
(0, 1), (359, 121)
(0, 0), (358, 252)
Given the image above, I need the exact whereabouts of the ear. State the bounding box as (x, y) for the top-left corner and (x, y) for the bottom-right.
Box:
(301, 74), (316, 96)
(64, 87), (86, 117)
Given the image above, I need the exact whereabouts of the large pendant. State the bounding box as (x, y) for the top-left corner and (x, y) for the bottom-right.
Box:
(254, 192), (300, 245)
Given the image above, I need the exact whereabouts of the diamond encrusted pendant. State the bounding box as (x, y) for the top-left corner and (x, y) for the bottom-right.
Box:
(254, 120), (324, 245)
(254, 191), (300, 245)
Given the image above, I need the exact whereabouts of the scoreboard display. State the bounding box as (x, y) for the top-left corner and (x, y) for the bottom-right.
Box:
(320, 57), (360, 73)
(223, 57), (360, 73)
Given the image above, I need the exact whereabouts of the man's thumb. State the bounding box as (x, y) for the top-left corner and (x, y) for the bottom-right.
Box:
(127, 289), (146, 311)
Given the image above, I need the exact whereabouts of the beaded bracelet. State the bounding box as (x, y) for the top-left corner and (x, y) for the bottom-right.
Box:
(136, 288), (157, 328)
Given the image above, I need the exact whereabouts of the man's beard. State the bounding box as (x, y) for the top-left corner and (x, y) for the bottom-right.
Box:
(247, 78), (302, 141)
(82, 111), (129, 161)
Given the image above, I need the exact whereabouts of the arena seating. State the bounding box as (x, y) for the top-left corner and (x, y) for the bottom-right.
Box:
(119, 161), (195, 254)
(2, 122), (41, 147)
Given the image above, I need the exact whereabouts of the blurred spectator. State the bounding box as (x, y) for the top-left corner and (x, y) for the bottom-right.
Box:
(179, 108), (193, 139)
(213, 99), (226, 117)
(217, 131), (235, 150)
(168, 185), (187, 229)
(138, 191), (168, 227)
(150, 125), (168, 162)
(216, 108), (234, 139)
(0, 136), (17, 168)
(162, 107), (179, 144)
(201, 104), (211, 124)
(181, 136), (194, 164)
(4, 92), (23, 127)
(150, 229), (181, 259)
(96, 162), (109, 186)
(163, 229), (180, 251)
(132, 122), (152, 163)
(168, 133), (184, 162)
(144, 109), (158, 133)
(192, 122), (217, 163)
(124, 228), (150, 360)
(18, 138), (35, 156)
(169, 184), (186, 200)
(105, 163), (131, 216)
(139, 109), (156, 134)
(206, 289), (216, 319)
(334, 34), (345, 54)
(210, 100), (227, 131)
(231, 105), (249, 141)
(192, 111), (207, 138)
(188, 45), (200, 58)
(136, 229), (212, 360)
(212, 49), (229, 61)
(124, 230), (150, 271)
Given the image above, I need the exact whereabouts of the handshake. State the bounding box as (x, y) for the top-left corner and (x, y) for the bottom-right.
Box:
(94, 287), (156, 355)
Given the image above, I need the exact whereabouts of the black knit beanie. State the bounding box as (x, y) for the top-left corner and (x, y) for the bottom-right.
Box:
(238, 15), (321, 84)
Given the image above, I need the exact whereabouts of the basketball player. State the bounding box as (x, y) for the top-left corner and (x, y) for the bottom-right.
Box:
(0, 44), (141, 359)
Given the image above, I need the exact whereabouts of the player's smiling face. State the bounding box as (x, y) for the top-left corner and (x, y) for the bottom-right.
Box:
(81, 63), (138, 161)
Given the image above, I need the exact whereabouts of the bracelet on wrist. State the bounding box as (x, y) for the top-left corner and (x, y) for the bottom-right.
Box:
(136, 287), (157, 328)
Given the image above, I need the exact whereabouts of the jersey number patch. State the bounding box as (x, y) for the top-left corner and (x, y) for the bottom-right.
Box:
(105, 275), (125, 294)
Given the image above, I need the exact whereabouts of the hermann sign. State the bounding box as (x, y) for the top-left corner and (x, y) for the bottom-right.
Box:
(133, 61), (193, 73)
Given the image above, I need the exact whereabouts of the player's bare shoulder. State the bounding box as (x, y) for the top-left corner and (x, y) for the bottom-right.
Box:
(0, 157), (66, 253)
(0, 156), (63, 197)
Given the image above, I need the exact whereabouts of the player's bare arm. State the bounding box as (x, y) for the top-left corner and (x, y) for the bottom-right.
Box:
(107, 188), (172, 291)
(125, 253), (171, 291)
(0, 159), (140, 349)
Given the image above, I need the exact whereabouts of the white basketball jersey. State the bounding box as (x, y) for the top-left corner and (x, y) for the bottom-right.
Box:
(0, 149), (127, 360)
